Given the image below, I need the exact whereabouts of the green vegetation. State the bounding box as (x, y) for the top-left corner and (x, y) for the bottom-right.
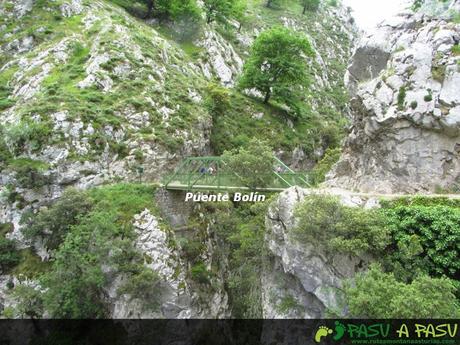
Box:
(12, 184), (164, 318)
(203, 0), (239, 24)
(309, 147), (341, 186)
(294, 195), (389, 257)
(11, 249), (50, 279)
(397, 86), (406, 111)
(301, 0), (320, 14)
(410, 100), (418, 110)
(222, 138), (274, 190)
(117, 266), (163, 311)
(344, 265), (460, 318)
(111, 0), (201, 21)
(4, 121), (52, 156)
(7, 159), (50, 189)
(206, 200), (270, 318)
(276, 295), (302, 314)
(190, 262), (212, 285)
(0, 237), (20, 273)
(295, 195), (460, 317)
(381, 201), (460, 282)
(452, 44), (460, 56)
(206, 83), (345, 158)
(424, 90), (433, 102)
(22, 188), (93, 250)
(453, 11), (460, 24)
(11, 285), (44, 319)
(432, 64), (446, 82)
(239, 26), (314, 118)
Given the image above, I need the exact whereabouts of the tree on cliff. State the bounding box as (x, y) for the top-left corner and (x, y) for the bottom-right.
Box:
(203, 0), (237, 24)
(143, 0), (200, 21)
(238, 27), (314, 108)
(301, 0), (320, 14)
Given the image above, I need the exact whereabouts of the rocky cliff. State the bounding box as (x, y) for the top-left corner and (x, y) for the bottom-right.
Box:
(327, 0), (460, 193)
(0, 0), (355, 319)
(263, 186), (378, 318)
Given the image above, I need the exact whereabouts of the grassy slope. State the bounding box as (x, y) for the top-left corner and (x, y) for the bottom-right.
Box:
(207, 0), (352, 157)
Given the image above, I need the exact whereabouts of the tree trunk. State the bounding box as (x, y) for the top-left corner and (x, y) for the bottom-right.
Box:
(266, 0), (272, 8)
(264, 89), (271, 104)
(146, 0), (154, 18)
(302, 4), (307, 14)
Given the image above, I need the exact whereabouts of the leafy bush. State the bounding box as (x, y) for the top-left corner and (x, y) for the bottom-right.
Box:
(34, 184), (160, 318)
(294, 195), (390, 257)
(0, 237), (20, 273)
(179, 237), (206, 263)
(382, 204), (460, 281)
(344, 265), (460, 318)
(9, 159), (50, 189)
(222, 138), (274, 190)
(205, 83), (231, 117)
(424, 92), (433, 102)
(309, 147), (341, 186)
(301, 0), (320, 14)
(12, 285), (44, 319)
(397, 86), (406, 110)
(4, 121), (51, 155)
(191, 262), (211, 285)
(22, 188), (93, 250)
(41, 211), (116, 318)
(118, 267), (162, 311)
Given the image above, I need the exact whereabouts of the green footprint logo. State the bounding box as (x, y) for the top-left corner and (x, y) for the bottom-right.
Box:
(314, 326), (333, 343)
(333, 321), (346, 341)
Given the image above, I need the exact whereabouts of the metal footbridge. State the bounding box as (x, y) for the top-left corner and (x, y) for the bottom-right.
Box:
(162, 156), (310, 192)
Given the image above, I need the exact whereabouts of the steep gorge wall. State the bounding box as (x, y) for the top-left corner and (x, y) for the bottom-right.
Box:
(327, 1), (460, 193)
(262, 186), (378, 318)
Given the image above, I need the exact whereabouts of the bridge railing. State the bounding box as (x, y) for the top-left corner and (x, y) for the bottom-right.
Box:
(164, 171), (310, 191)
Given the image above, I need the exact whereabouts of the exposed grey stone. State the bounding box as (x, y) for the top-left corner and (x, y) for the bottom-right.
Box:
(262, 187), (377, 318)
(60, 0), (84, 17)
(327, 11), (460, 193)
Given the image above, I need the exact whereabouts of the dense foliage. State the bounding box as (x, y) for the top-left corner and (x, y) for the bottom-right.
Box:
(0, 237), (20, 273)
(203, 200), (270, 318)
(203, 0), (240, 24)
(222, 139), (275, 190)
(295, 195), (460, 317)
(381, 200), (460, 283)
(344, 265), (460, 318)
(294, 195), (390, 257)
(301, 0), (321, 14)
(308, 147), (341, 185)
(13, 184), (164, 318)
(22, 188), (94, 251)
(239, 26), (314, 118)
(11, 285), (44, 319)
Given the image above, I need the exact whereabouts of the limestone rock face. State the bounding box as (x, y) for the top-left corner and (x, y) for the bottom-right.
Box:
(327, 5), (460, 193)
(263, 187), (377, 318)
(0, 0), (212, 248)
(109, 209), (194, 319)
